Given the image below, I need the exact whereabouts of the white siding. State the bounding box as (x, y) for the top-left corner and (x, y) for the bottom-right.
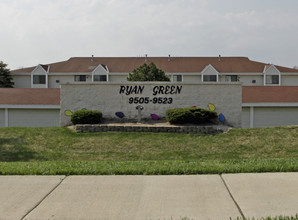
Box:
(281, 76), (298, 86)
(32, 65), (47, 75)
(182, 75), (201, 83)
(254, 107), (298, 127)
(265, 65), (280, 75)
(0, 109), (5, 127)
(48, 75), (74, 88)
(8, 109), (60, 127)
(241, 107), (250, 128)
(92, 65), (108, 75)
(12, 75), (31, 88)
(12, 72), (298, 88)
(202, 65), (218, 75)
(238, 76), (263, 86)
(32, 65), (48, 88)
(108, 75), (128, 83)
(33, 84), (47, 88)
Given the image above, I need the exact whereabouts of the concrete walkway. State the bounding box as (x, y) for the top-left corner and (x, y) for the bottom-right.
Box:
(0, 173), (297, 220)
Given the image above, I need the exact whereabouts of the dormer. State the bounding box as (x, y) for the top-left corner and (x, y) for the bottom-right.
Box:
(31, 64), (49, 88)
(201, 64), (219, 82)
(91, 64), (109, 82)
(263, 64), (281, 86)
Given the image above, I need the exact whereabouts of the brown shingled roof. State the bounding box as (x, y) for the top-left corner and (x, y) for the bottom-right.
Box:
(0, 88), (60, 105)
(40, 64), (49, 72)
(242, 86), (298, 103)
(12, 56), (298, 74)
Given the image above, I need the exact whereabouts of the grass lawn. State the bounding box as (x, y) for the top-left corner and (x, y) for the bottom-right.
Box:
(232, 215), (298, 220)
(1, 126), (298, 175)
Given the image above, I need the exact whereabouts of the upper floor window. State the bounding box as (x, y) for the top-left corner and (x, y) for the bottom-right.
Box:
(173, 75), (182, 82)
(33, 75), (46, 84)
(203, 75), (217, 82)
(74, 75), (86, 82)
(94, 75), (107, 82)
(225, 75), (238, 82)
(266, 75), (279, 85)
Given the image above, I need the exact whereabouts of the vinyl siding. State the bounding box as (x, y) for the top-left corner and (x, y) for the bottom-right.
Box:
(12, 75), (31, 88)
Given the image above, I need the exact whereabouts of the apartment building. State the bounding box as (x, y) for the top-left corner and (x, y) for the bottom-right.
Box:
(11, 56), (298, 88)
(2, 56), (297, 128)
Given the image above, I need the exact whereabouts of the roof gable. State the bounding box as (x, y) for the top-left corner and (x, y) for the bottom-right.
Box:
(32, 64), (48, 75)
(92, 64), (109, 75)
(201, 64), (219, 75)
(264, 64), (280, 75)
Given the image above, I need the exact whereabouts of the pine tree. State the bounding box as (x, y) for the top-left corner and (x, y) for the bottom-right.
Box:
(0, 61), (14, 88)
(127, 62), (170, 82)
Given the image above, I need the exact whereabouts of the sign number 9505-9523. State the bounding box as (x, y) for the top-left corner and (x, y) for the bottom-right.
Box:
(128, 97), (173, 104)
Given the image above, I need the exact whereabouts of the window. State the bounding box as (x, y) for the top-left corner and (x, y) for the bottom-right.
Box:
(74, 75), (86, 82)
(94, 75), (107, 82)
(225, 75), (238, 82)
(230, 75), (238, 82)
(33, 75), (46, 84)
(173, 75), (182, 82)
(203, 75), (217, 82)
(266, 75), (279, 85)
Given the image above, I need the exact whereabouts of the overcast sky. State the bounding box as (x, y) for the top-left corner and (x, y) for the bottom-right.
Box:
(1, 0), (298, 70)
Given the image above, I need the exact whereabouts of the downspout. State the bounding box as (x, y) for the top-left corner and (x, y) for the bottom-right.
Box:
(105, 65), (110, 82)
(31, 70), (33, 88)
(250, 106), (254, 128)
(46, 66), (50, 88)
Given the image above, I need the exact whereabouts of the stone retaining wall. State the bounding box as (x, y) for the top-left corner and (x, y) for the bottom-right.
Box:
(75, 124), (230, 134)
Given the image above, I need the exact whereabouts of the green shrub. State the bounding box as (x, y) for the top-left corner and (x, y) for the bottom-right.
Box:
(166, 107), (217, 124)
(71, 110), (102, 125)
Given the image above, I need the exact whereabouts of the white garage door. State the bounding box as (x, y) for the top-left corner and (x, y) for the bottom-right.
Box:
(0, 109), (5, 127)
(241, 107), (250, 128)
(8, 109), (60, 127)
(254, 107), (298, 128)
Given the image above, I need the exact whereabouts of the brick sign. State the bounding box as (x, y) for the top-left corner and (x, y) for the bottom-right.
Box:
(60, 82), (242, 127)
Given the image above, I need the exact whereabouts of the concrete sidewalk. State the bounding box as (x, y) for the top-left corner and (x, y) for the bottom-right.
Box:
(0, 173), (297, 220)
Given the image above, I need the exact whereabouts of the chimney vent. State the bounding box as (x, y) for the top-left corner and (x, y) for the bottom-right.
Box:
(145, 54), (148, 62)
(91, 55), (94, 62)
(218, 55), (221, 61)
(168, 54), (171, 61)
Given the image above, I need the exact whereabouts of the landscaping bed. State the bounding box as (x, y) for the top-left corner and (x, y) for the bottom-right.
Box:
(75, 123), (230, 134)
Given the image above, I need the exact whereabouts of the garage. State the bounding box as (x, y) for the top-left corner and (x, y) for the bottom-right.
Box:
(241, 107), (250, 128)
(0, 109), (5, 127)
(6, 109), (60, 127)
(242, 106), (298, 128)
(254, 107), (298, 127)
(242, 86), (298, 128)
(0, 88), (60, 127)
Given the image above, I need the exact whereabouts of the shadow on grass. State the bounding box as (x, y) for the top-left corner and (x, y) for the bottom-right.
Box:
(0, 137), (44, 162)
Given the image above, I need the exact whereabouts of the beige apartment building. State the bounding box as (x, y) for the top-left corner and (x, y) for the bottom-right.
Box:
(11, 56), (298, 88)
(1, 56), (298, 128)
